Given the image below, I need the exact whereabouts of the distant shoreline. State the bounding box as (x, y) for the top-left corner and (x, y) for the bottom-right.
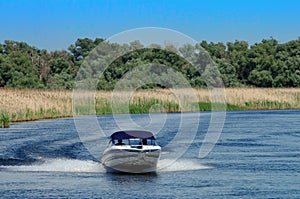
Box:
(0, 88), (299, 123)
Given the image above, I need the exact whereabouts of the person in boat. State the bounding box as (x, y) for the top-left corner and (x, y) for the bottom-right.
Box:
(139, 139), (148, 145)
(115, 139), (124, 145)
(142, 139), (147, 145)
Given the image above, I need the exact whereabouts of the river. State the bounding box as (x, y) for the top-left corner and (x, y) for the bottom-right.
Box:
(0, 110), (299, 198)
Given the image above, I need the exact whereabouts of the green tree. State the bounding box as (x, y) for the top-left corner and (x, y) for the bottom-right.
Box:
(248, 69), (273, 87)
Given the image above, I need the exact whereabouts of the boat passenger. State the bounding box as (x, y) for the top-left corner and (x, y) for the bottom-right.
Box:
(116, 139), (124, 145)
(142, 139), (147, 145)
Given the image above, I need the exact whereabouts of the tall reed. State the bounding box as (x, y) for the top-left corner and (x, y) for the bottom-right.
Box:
(1, 88), (299, 122)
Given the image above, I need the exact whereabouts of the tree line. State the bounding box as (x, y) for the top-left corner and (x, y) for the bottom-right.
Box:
(0, 37), (299, 90)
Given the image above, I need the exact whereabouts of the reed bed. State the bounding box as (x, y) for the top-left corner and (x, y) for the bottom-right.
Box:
(0, 88), (299, 123)
(224, 88), (300, 109)
(0, 89), (73, 122)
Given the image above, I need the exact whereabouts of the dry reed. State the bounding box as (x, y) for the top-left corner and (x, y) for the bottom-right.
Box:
(1, 88), (299, 122)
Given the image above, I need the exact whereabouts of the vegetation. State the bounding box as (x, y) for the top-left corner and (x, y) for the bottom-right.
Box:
(0, 88), (299, 122)
(1, 38), (299, 122)
(0, 37), (300, 89)
(1, 113), (11, 128)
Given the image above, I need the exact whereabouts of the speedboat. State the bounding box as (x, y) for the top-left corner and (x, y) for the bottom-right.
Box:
(101, 130), (161, 173)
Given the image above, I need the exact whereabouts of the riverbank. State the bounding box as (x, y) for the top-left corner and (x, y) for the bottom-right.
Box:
(0, 88), (299, 123)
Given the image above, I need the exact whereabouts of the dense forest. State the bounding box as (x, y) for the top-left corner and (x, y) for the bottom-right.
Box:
(0, 37), (299, 90)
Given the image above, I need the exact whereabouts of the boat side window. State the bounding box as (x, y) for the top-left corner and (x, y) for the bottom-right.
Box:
(140, 139), (156, 145)
(123, 139), (130, 145)
(150, 139), (157, 145)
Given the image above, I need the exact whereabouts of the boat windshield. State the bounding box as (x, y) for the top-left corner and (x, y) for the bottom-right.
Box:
(113, 138), (157, 146)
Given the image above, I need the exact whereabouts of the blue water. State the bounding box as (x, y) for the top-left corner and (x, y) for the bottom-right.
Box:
(0, 110), (299, 198)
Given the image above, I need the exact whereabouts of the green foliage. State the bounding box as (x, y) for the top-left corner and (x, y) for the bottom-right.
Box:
(0, 37), (300, 89)
(248, 70), (273, 87)
(1, 113), (11, 128)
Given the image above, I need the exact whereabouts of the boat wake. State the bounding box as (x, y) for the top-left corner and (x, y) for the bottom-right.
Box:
(1, 158), (106, 173)
(158, 159), (213, 172)
(1, 158), (212, 173)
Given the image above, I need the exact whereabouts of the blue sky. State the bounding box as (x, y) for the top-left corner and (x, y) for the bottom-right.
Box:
(0, 0), (299, 51)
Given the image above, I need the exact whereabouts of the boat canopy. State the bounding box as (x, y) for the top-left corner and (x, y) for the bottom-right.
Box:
(111, 130), (156, 140)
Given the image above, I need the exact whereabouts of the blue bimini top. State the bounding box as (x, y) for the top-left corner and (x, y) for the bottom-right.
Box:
(110, 130), (156, 140)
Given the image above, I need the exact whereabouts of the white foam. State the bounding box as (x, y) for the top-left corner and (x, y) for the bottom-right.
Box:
(158, 159), (213, 172)
(2, 158), (106, 173)
(1, 158), (212, 174)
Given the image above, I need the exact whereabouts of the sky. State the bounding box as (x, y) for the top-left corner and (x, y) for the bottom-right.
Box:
(0, 0), (299, 51)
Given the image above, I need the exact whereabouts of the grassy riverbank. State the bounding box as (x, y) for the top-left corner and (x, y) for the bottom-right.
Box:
(0, 88), (299, 123)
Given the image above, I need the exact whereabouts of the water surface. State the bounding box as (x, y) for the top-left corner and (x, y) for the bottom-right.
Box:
(0, 110), (299, 198)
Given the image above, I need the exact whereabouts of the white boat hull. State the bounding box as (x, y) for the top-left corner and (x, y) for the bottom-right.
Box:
(102, 146), (161, 173)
